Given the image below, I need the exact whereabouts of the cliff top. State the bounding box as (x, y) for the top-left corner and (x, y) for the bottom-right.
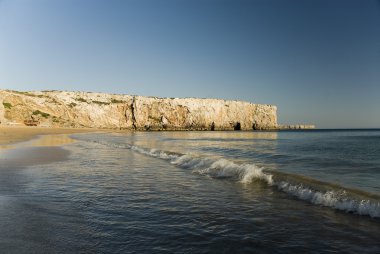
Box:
(0, 89), (276, 108)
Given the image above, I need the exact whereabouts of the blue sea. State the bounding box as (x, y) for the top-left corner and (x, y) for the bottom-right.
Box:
(1, 130), (380, 253)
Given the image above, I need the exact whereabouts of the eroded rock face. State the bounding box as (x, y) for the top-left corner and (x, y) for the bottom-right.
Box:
(0, 90), (278, 130)
(131, 96), (278, 131)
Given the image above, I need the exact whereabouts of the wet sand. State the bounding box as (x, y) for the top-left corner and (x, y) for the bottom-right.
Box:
(0, 126), (98, 168)
(0, 126), (95, 145)
(0, 146), (71, 168)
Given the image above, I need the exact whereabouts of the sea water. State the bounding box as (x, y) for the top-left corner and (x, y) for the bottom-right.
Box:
(0, 130), (379, 253)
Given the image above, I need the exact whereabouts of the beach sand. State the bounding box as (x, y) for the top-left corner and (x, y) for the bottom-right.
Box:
(0, 126), (95, 145)
(0, 126), (97, 168)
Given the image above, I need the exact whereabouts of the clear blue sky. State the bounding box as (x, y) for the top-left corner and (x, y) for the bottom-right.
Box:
(0, 0), (379, 128)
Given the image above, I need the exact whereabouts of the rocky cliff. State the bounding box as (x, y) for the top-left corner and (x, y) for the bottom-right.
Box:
(0, 89), (285, 130)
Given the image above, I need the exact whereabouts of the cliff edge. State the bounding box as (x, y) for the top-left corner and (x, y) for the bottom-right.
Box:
(0, 90), (310, 131)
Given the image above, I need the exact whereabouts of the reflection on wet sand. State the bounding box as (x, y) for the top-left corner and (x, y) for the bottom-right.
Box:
(27, 134), (75, 147)
(150, 131), (279, 140)
(0, 134), (75, 168)
(0, 134), (75, 149)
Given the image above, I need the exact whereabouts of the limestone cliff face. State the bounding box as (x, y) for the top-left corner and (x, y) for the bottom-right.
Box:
(132, 96), (277, 130)
(0, 90), (278, 130)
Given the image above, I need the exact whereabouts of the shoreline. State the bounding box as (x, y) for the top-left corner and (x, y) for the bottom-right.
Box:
(0, 125), (311, 147)
(0, 126), (99, 167)
(0, 126), (98, 146)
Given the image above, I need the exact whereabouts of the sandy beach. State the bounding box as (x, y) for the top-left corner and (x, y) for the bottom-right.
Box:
(0, 126), (97, 168)
(0, 126), (95, 145)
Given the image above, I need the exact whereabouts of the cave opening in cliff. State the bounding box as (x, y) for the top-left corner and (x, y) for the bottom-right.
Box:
(234, 122), (241, 131)
(210, 122), (215, 131)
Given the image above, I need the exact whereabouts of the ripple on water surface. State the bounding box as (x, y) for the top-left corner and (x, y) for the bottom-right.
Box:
(0, 131), (380, 253)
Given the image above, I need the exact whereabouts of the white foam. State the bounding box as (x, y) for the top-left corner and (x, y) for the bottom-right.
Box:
(277, 182), (380, 218)
(86, 139), (380, 219)
(127, 146), (274, 185)
(134, 144), (380, 218)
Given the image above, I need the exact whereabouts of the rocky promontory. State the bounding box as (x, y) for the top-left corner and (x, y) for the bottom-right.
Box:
(0, 90), (313, 131)
(278, 124), (316, 130)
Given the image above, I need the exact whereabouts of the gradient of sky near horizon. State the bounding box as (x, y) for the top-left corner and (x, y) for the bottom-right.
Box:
(0, 0), (379, 128)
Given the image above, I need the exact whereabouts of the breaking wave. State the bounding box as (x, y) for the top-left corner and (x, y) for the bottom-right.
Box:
(276, 181), (380, 218)
(86, 138), (380, 218)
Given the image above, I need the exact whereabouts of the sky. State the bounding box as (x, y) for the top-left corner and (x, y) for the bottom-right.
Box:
(0, 0), (379, 128)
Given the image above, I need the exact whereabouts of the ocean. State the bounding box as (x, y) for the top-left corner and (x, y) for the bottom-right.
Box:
(1, 130), (380, 253)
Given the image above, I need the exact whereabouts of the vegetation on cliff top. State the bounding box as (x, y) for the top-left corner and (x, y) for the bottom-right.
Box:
(75, 97), (88, 103)
(92, 100), (110, 105)
(111, 98), (126, 104)
(2, 102), (12, 109)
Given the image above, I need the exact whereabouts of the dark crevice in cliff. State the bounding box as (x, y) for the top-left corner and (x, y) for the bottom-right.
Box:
(234, 122), (241, 131)
(210, 122), (215, 131)
(122, 105), (128, 130)
(131, 96), (137, 130)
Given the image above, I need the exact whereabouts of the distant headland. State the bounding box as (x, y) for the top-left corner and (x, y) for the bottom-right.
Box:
(0, 90), (314, 131)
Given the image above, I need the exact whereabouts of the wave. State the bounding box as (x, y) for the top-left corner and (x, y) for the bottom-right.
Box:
(171, 154), (273, 185)
(276, 181), (380, 218)
(83, 137), (380, 218)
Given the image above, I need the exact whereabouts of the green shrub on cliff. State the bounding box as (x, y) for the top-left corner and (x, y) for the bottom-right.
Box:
(111, 99), (125, 103)
(92, 100), (110, 105)
(68, 102), (77, 108)
(52, 116), (60, 123)
(32, 110), (50, 118)
(11, 90), (45, 98)
(2, 102), (12, 109)
(75, 97), (87, 103)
